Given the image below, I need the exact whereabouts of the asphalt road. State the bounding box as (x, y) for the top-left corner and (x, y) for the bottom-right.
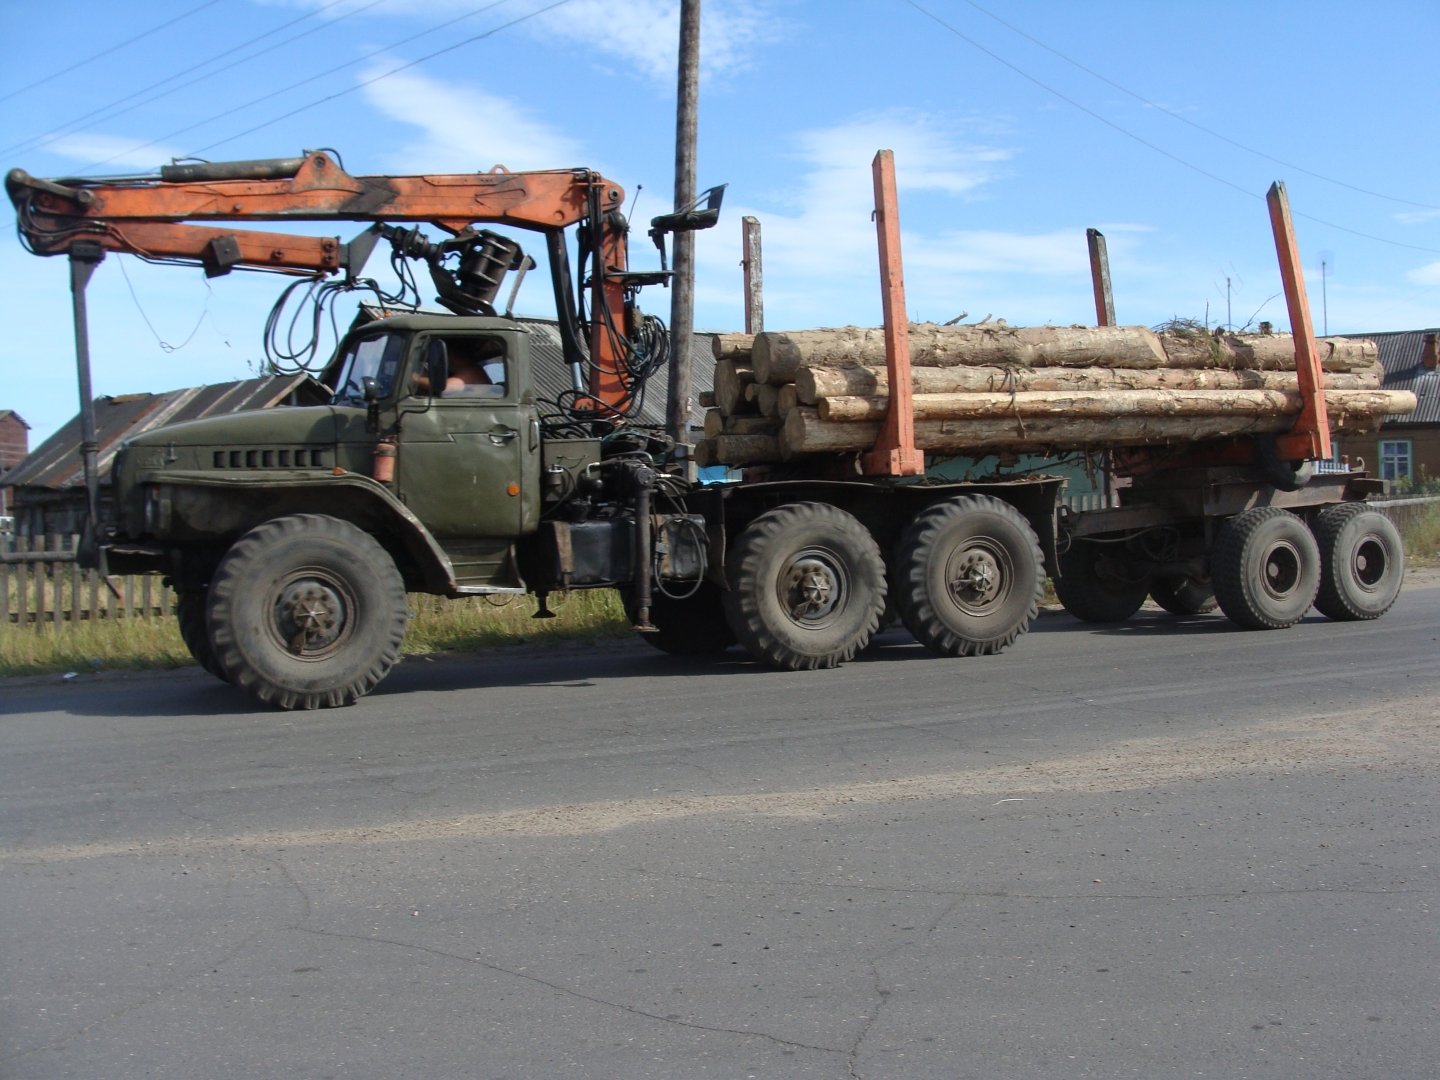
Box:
(3, 584), (1438, 1080)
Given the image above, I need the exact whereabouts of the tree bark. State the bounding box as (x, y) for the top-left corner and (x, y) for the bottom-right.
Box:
(817, 388), (1408, 423)
(703, 409), (782, 439)
(753, 324), (1377, 384)
(796, 361), (1383, 403)
(715, 432), (782, 463)
(710, 332), (755, 362)
(774, 392), (1410, 459)
(713, 358), (758, 416)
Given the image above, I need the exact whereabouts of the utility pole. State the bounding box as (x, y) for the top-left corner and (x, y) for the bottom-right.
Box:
(666, 0), (701, 451)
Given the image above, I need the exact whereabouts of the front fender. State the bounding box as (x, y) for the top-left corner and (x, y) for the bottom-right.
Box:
(132, 470), (460, 593)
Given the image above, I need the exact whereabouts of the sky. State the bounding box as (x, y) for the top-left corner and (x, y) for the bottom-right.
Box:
(3, 0), (1439, 448)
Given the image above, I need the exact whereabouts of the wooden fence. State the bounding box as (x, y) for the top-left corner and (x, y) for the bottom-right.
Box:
(1, 534), (175, 629)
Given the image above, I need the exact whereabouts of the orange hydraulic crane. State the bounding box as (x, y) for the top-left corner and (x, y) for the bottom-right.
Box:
(7, 149), (719, 549)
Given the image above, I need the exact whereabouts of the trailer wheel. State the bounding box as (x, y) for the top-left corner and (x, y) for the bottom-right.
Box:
(207, 514), (408, 709)
(894, 495), (1043, 657)
(1211, 506), (1319, 630)
(176, 588), (228, 682)
(1149, 575), (1218, 616)
(723, 502), (886, 670)
(1312, 503), (1404, 621)
(1054, 539), (1149, 623)
(627, 580), (737, 656)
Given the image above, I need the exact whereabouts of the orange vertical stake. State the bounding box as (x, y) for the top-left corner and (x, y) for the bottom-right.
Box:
(862, 150), (925, 478)
(1266, 181), (1331, 462)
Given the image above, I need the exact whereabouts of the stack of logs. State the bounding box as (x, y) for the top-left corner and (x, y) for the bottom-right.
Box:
(694, 323), (1414, 467)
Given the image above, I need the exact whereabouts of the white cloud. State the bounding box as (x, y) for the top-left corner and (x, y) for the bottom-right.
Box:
(1406, 260), (1440, 286)
(41, 133), (187, 171)
(357, 63), (586, 172)
(268, 0), (781, 81)
(1393, 209), (1440, 226)
(527, 0), (781, 82)
(688, 111), (1120, 329)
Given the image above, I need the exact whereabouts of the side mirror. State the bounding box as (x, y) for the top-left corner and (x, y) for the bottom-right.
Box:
(425, 338), (449, 396)
(649, 184), (727, 272)
(361, 376), (381, 402)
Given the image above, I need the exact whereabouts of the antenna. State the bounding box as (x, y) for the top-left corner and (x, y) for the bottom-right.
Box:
(1318, 250), (1333, 336)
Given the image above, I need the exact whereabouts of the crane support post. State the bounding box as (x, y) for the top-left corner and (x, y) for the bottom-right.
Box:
(1266, 181), (1331, 462)
(861, 150), (924, 478)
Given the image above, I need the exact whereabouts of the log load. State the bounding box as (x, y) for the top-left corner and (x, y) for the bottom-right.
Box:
(751, 324), (1378, 385)
(795, 362), (1384, 404)
(699, 321), (1415, 469)
(782, 391), (1414, 458)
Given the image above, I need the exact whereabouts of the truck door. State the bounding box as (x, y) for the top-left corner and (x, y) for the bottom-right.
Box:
(395, 333), (539, 588)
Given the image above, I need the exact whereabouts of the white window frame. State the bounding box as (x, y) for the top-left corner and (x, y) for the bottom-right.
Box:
(1379, 438), (1413, 483)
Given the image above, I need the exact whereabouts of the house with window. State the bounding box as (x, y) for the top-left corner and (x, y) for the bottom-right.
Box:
(0, 409), (30, 524)
(1336, 329), (1440, 488)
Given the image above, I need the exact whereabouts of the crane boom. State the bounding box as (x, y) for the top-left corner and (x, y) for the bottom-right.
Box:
(6, 151), (650, 409)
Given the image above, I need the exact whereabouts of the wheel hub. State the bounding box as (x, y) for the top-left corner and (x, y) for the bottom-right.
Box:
(274, 576), (349, 656)
(945, 543), (1010, 614)
(1262, 541), (1303, 600)
(781, 551), (845, 623)
(1352, 538), (1387, 589)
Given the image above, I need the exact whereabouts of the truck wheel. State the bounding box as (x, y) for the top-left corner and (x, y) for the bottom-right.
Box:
(1149, 575), (1218, 616)
(207, 514), (408, 709)
(1211, 506), (1319, 630)
(628, 580), (737, 656)
(722, 501), (886, 670)
(894, 495), (1043, 657)
(1312, 503), (1404, 621)
(1054, 539), (1149, 623)
(176, 588), (228, 682)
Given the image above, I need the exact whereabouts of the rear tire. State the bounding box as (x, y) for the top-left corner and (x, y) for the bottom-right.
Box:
(1054, 539), (1149, 623)
(1149, 575), (1218, 616)
(894, 495), (1043, 657)
(722, 502), (886, 671)
(1212, 506), (1319, 630)
(1312, 504), (1404, 621)
(207, 514), (408, 709)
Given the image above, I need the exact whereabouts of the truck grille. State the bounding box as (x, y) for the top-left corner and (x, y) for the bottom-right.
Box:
(211, 448), (331, 469)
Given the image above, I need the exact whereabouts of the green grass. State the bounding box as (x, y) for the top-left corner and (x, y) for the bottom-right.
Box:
(1403, 503), (1440, 567)
(0, 589), (632, 679)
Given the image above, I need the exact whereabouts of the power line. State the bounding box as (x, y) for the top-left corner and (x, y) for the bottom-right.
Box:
(2, 0), (381, 160)
(902, 0), (1440, 256)
(75, 0), (555, 173)
(188, 0), (578, 159)
(958, 0), (1440, 213)
(0, 0), (227, 105)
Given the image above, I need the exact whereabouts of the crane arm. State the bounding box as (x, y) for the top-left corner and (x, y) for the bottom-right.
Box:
(6, 151), (621, 249)
(7, 151), (653, 412)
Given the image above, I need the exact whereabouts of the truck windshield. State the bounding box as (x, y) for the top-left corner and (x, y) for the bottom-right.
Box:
(331, 333), (409, 404)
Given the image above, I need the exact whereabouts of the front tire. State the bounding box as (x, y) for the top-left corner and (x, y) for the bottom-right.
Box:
(722, 502), (886, 671)
(1312, 503), (1404, 621)
(207, 514), (408, 709)
(894, 495), (1043, 657)
(1211, 506), (1319, 630)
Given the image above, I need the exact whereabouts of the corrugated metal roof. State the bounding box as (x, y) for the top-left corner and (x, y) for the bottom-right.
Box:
(6, 374), (327, 492)
(1341, 329), (1440, 424)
